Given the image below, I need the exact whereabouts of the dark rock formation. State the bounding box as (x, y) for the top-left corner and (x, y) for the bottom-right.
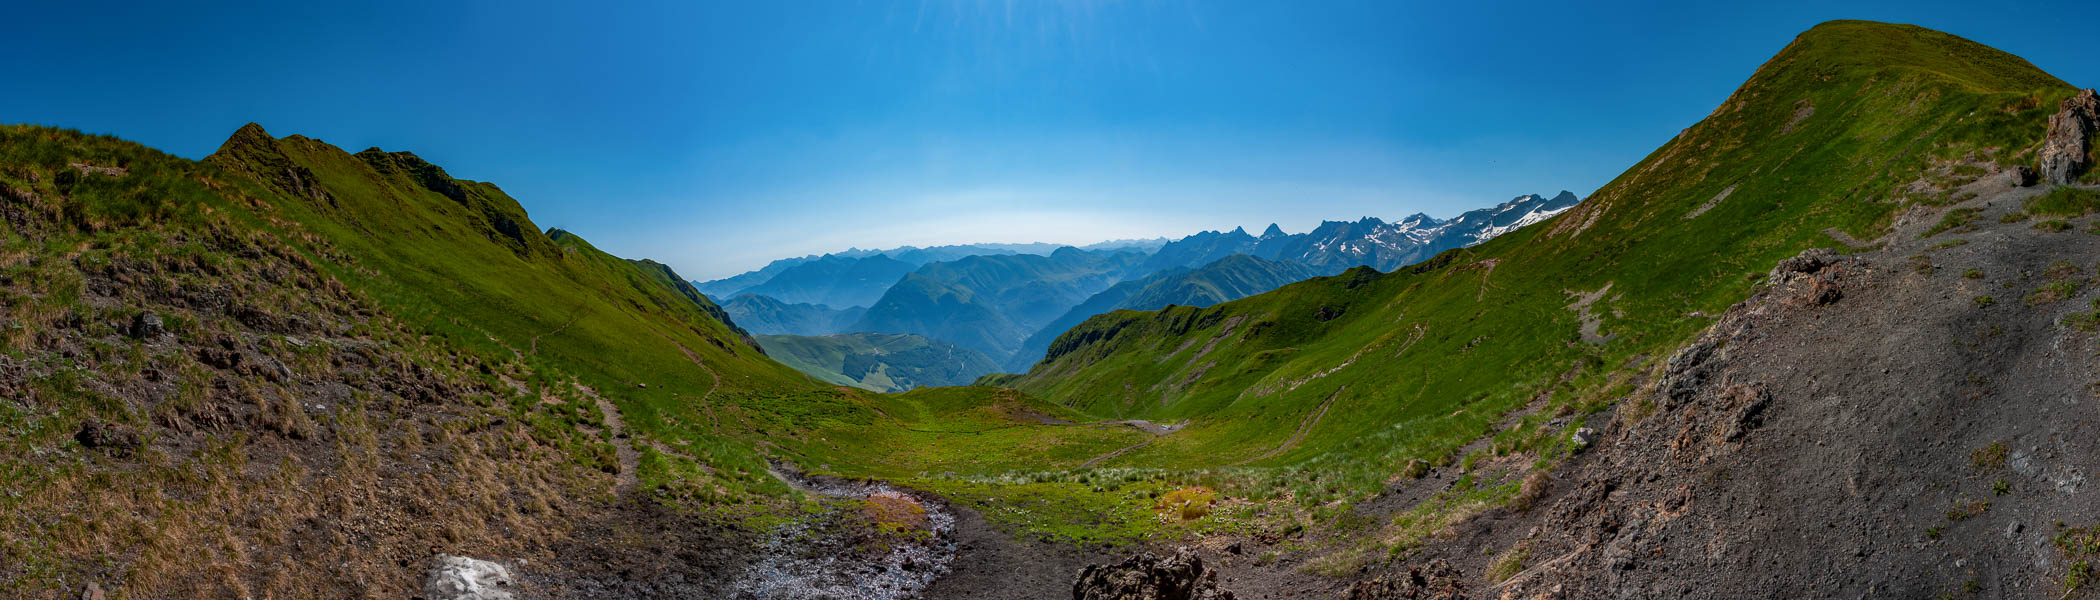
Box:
(1072, 547), (1235, 600)
(2039, 89), (2098, 185)
(74, 420), (140, 457)
(1344, 559), (1464, 599)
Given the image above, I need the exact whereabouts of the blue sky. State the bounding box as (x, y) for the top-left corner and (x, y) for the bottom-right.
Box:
(5, 1), (2096, 279)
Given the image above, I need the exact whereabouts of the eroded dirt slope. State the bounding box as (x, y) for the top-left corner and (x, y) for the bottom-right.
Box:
(1346, 175), (2100, 598)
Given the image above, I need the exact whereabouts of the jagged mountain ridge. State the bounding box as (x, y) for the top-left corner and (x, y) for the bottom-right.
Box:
(1139, 191), (1581, 276)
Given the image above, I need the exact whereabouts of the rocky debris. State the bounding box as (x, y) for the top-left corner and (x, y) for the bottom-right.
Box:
(2039, 88), (2098, 185)
(74, 420), (140, 457)
(1767, 247), (1837, 281)
(67, 162), (128, 177)
(1344, 559), (1464, 599)
(1658, 339), (1718, 408)
(128, 311), (164, 339)
(1072, 547), (1235, 600)
(2007, 164), (2039, 187)
(80, 581), (104, 600)
(424, 555), (516, 600)
(1766, 247), (1846, 306)
(733, 470), (957, 600)
(1570, 427), (1600, 450)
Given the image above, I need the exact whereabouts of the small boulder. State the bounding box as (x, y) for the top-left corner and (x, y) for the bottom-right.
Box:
(1767, 248), (1838, 281)
(128, 312), (164, 339)
(425, 555), (515, 600)
(1571, 427), (1600, 450)
(2008, 164), (2039, 188)
(74, 420), (140, 457)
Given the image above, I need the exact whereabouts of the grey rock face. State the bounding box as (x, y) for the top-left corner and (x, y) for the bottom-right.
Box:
(425, 555), (516, 600)
(128, 311), (164, 339)
(2038, 89), (2098, 185)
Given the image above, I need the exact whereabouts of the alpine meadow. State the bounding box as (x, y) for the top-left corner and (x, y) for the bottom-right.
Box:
(4, 7), (2100, 600)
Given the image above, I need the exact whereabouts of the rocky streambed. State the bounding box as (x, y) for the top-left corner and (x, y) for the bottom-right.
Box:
(732, 467), (959, 600)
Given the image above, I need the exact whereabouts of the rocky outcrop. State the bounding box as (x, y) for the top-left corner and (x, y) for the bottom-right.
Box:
(1344, 559), (1464, 600)
(73, 420), (140, 457)
(2038, 88), (2098, 185)
(424, 555), (516, 600)
(1072, 547), (1235, 600)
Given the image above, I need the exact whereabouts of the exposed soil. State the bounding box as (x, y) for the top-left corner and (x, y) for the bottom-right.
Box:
(1349, 177), (2100, 598)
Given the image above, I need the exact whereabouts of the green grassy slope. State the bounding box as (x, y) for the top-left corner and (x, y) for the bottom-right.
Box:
(758, 332), (1001, 392)
(1004, 254), (1322, 371)
(206, 125), (874, 499)
(986, 20), (2076, 504)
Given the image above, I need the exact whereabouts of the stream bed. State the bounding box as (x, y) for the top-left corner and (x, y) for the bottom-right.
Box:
(732, 468), (959, 599)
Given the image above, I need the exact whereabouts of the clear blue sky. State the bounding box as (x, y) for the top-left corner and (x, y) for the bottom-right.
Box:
(5, 1), (2095, 279)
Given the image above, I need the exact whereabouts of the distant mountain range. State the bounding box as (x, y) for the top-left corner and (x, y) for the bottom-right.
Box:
(728, 253), (915, 308)
(694, 191), (1582, 385)
(694, 239), (1168, 299)
(719, 294), (865, 336)
(1139, 191), (1581, 275)
(1004, 253), (1321, 371)
(848, 247), (1148, 360)
(757, 333), (1001, 393)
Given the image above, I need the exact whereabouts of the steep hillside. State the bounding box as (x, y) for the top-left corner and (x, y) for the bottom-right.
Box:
(850, 247), (1147, 359)
(1005, 254), (1321, 371)
(719, 292), (865, 336)
(1344, 177), (2100, 597)
(0, 123), (887, 597)
(758, 333), (1001, 392)
(983, 19), (2075, 525)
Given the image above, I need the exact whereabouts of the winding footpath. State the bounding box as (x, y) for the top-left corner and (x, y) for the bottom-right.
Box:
(1234, 386), (1344, 466)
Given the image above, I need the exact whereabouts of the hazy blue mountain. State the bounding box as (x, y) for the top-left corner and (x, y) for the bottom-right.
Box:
(719, 293), (866, 336)
(849, 248), (1148, 359)
(1004, 254), (1320, 371)
(697, 238), (1167, 304)
(757, 333), (1001, 393)
(1133, 226), (1261, 275)
(693, 256), (811, 298)
(728, 254), (914, 308)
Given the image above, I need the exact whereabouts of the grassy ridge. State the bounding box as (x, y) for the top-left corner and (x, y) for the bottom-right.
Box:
(975, 20), (2075, 508)
(207, 124), (864, 500)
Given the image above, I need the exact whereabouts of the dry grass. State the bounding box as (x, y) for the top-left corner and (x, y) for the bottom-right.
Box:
(1157, 486), (1218, 520)
(1511, 470), (1551, 512)
(863, 491), (929, 534)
